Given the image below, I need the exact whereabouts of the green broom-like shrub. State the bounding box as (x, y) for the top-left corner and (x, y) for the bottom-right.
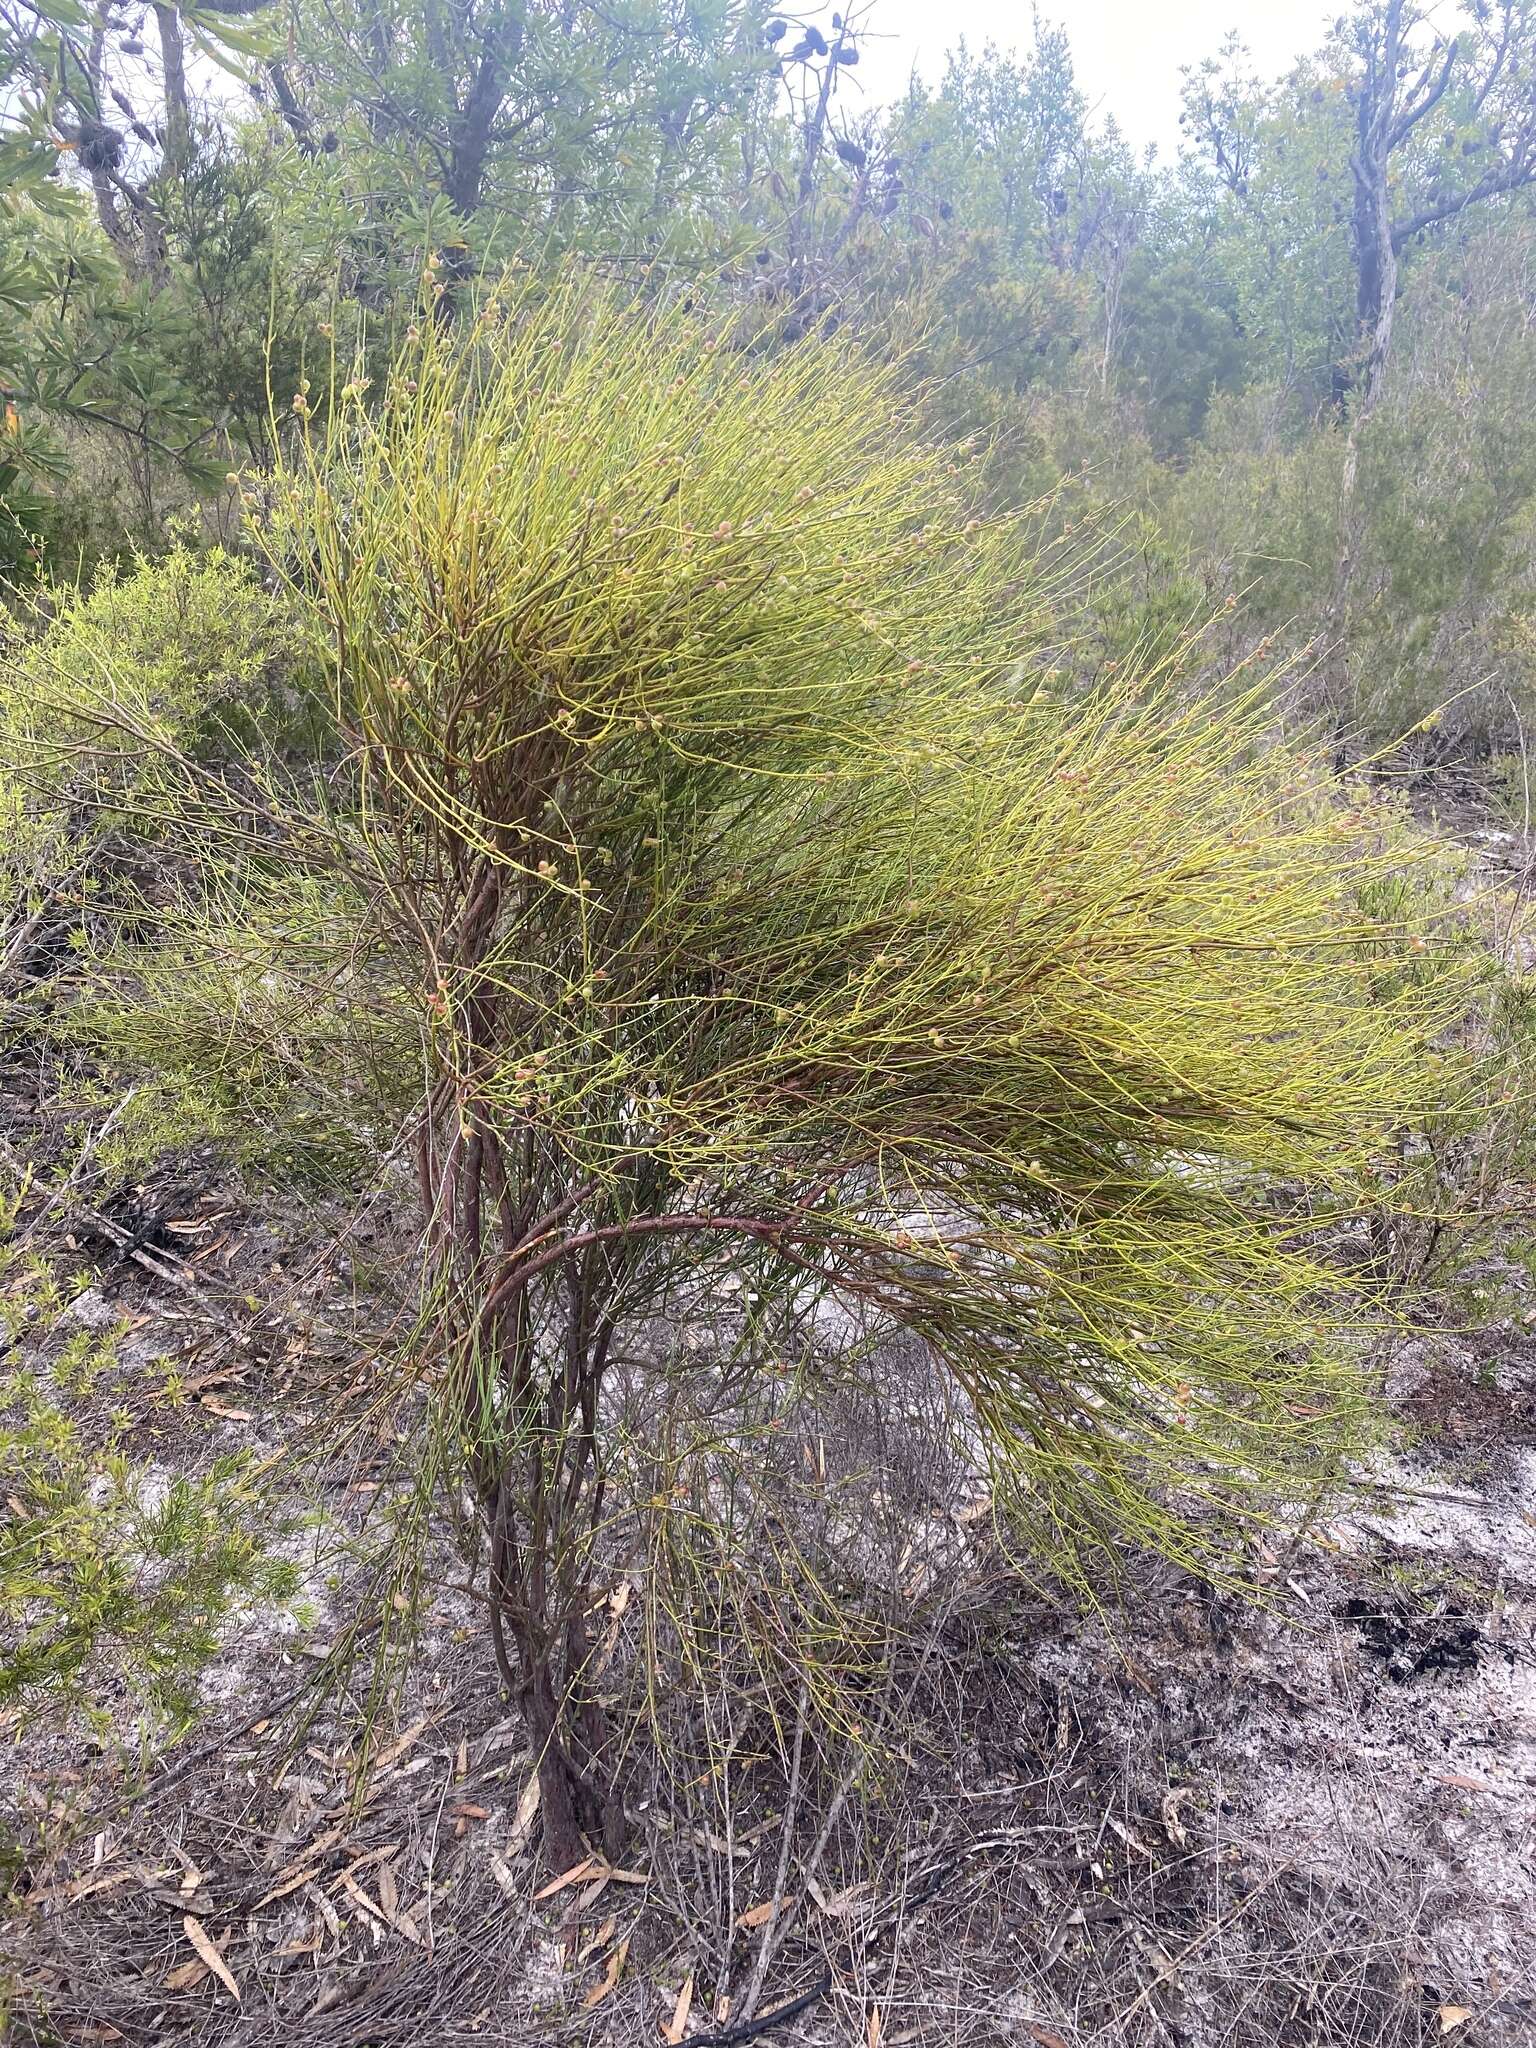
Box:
(40, 271), (1469, 1866)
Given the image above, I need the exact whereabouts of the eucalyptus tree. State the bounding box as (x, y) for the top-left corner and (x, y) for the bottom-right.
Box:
(1184, 2), (1536, 412)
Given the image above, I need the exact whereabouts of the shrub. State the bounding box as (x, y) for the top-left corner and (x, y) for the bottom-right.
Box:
(0, 1191), (294, 1739)
(1158, 238), (1536, 746)
(3, 537), (302, 750)
(0, 540), (312, 971)
(61, 272), (1469, 1870)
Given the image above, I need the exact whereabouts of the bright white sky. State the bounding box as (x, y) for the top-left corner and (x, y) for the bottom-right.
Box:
(849, 1), (1339, 158)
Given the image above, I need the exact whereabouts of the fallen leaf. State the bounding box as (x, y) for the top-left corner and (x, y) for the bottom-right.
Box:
(1435, 1774), (1490, 1794)
(1438, 2009), (1474, 2035)
(503, 1771), (540, 1852)
(163, 1958), (210, 1992)
(1025, 2026), (1070, 2048)
(307, 1881), (341, 1941)
(806, 1874), (869, 1917)
(61, 1868), (143, 1905)
(272, 1921), (324, 1960)
(868, 2006), (883, 2047)
(368, 1716), (433, 1777)
(1161, 1787), (1195, 1848)
(1106, 1814), (1155, 1859)
(340, 1873), (385, 1922)
(692, 1826), (750, 1858)
(345, 1868), (420, 1944)
(736, 1894), (794, 1931)
(182, 1368), (242, 1395)
(305, 1980), (348, 2021)
(578, 1913), (617, 1963)
(450, 1803), (488, 1820)
(292, 1823), (345, 1865)
(336, 1842), (395, 1877)
(252, 1865), (320, 1910)
(663, 1974), (694, 2044)
(181, 1917), (240, 2002)
(588, 1580), (635, 1679)
(583, 1934), (630, 2009)
(535, 1856), (595, 1901)
(198, 1397), (253, 1422)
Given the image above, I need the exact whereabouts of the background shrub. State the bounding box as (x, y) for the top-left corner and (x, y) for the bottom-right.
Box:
(0, 1191), (295, 1739)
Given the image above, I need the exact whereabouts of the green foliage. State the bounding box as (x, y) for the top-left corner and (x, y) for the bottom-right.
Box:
(13, 220), (221, 468)
(0, 0), (1532, 760)
(1179, 39), (1356, 403)
(1162, 386), (1346, 626)
(894, 28), (1093, 273)
(1152, 224), (1536, 738)
(148, 278), (1473, 1588)
(0, 541), (317, 1110)
(7, 538), (304, 745)
(153, 135), (338, 467)
(0, 0), (305, 552)
(1343, 238), (1536, 735)
(871, 25), (1147, 420)
(1115, 244), (1247, 454)
(0, 0), (108, 203)
(0, 537), (310, 878)
(1346, 830), (1536, 1316)
(280, 0), (767, 266)
(72, 863), (417, 1189)
(0, 1194), (295, 1734)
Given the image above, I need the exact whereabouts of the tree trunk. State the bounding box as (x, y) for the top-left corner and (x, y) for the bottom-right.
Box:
(435, 1064), (625, 1875)
(153, 3), (191, 181)
(1330, 9), (1404, 725)
(1350, 142), (1398, 420)
(524, 1669), (590, 1876)
(444, 12), (524, 218)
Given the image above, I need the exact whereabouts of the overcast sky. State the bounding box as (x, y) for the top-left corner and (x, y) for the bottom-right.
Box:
(847, 1), (1340, 158)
